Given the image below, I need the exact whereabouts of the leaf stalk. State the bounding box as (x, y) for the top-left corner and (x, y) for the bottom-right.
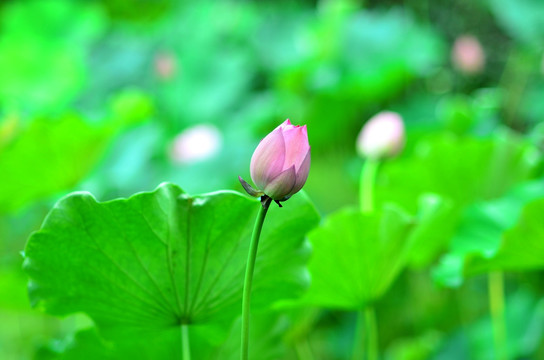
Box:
(489, 271), (508, 360)
(182, 324), (191, 360)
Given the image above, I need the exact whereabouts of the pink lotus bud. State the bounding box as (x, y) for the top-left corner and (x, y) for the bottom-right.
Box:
(246, 119), (311, 201)
(356, 111), (405, 159)
(154, 52), (177, 80)
(451, 35), (485, 74)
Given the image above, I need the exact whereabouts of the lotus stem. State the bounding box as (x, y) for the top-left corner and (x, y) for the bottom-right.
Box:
(365, 306), (378, 360)
(489, 271), (508, 360)
(360, 159), (379, 214)
(352, 306), (379, 360)
(241, 196), (272, 360)
(182, 324), (191, 360)
(355, 159), (380, 359)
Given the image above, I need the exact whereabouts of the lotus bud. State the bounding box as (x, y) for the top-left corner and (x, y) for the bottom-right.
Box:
(356, 111), (405, 159)
(154, 52), (177, 80)
(170, 124), (222, 164)
(239, 119), (311, 204)
(452, 35), (485, 74)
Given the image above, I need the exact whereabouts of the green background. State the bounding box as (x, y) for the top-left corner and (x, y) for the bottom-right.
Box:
(2, 0), (544, 358)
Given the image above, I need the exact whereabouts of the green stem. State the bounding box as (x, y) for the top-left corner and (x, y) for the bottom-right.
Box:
(352, 306), (379, 360)
(356, 160), (380, 360)
(365, 307), (378, 360)
(241, 197), (272, 360)
(294, 338), (315, 360)
(489, 271), (508, 360)
(352, 309), (365, 360)
(359, 160), (379, 214)
(182, 324), (191, 360)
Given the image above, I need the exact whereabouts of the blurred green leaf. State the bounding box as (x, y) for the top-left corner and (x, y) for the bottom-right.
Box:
(35, 327), (112, 360)
(385, 330), (443, 360)
(376, 130), (542, 272)
(0, 115), (111, 214)
(0, 267), (29, 309)
(465, 197), (544, 274)
(434, 181), (544, 285)
(302, 205), (414, 309)
(407, 194), (456, 268)
(108, 89), (154, 127)
(435, 288), (544, 359)
(80, 122), (163, 198)
(454, 182), (544, 255)
(376, 130), (541, 211)
(436, 94), (475, 135)
(487, 0), (544, 46)
(0, 0), (106, 110)
(24, 183), (318, 358)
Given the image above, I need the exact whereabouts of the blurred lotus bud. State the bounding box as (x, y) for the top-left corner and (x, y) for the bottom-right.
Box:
(243, 119), (311, 201)
(154, 52), (177, 80)
(170, 124), (222, 164)
(357, 111), (405, 159)
(451, 35), (485, 74)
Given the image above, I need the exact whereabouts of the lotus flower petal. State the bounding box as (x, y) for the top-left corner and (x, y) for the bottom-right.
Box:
(264, 166), (297, 200)
(250, 127), (286, 189)
(357, 111), (405, 159)
(283, 125), (310, 172)
(290, 150), (311, 196)
(244, 119), (311, 202)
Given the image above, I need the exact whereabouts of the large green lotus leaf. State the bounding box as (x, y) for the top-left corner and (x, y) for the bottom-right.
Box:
(23, 183), (318, 358)
(302, 205), (414, 310)
(465, 198), (544, 275)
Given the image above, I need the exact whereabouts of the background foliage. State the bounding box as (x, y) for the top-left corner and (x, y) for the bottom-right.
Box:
(1, 0), (544, 358)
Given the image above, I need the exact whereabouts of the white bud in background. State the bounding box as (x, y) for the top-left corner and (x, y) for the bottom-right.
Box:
(356, 111), (405, 160)
(170, 124), (222, 164)
(452, 35), (485, 74)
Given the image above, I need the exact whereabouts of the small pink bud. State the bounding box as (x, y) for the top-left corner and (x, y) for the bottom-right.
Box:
(451, 35), (485, 74)
(248, 119), (311, 201)
(154, 52), (177, 80)
(356, 111), (405, 159)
